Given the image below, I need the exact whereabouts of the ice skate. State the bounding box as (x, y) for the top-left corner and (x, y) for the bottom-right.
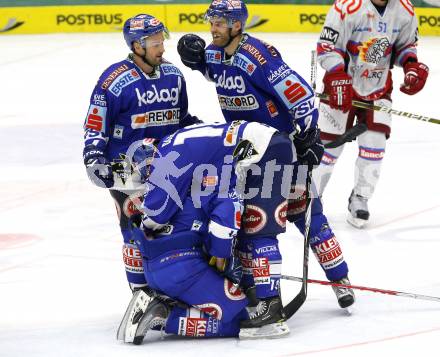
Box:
(239, 296), (289, 339)
(132, 296), (170, 345)
(117, 289), (152, 343)
(331, 276), (355, 309)
(347, 190), (369, 228)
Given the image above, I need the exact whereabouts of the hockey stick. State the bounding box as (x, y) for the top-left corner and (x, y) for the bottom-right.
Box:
(324, 123), (368, 149)
(280, 52), (320, 318)
(316, 92), (440, 125)
(281, 274), (440, 303)
(311, 50), (317, 91)
(282, 164), (313, 319)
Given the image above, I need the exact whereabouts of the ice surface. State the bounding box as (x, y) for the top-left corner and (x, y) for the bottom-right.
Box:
(0, 32), (439, 357)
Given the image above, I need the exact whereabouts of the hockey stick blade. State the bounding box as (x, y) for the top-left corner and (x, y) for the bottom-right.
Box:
(324, 123), (368, 149)
(281, 275), (440, 303)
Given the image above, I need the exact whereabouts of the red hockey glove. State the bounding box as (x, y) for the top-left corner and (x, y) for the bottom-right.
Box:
(323, 71), (353, 113)
(400, 62), (429, 95)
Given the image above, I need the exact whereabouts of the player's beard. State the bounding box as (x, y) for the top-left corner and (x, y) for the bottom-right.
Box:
(212, 29), (239, 49)
(142, 50), (163, 68)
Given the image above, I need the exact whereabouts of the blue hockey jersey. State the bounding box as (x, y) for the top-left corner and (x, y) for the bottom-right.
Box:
(198, 34), (318, 134)
(83, 56), (199, 163)
(141, 121), (277, 257)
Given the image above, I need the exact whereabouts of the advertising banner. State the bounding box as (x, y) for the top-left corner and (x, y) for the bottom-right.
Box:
(1, 3), (440, 35)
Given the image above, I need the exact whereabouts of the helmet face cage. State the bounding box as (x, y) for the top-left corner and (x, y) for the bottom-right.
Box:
(123, 14), (169, 50)
(204, 0), (248, 29)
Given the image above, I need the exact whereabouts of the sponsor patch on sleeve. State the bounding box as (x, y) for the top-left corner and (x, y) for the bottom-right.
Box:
(161, 63), (183, 76)
(85, 104), (107, 132)
(108, 69), (141, 97)
(206, 50), (222, 64)
(273, 73), (313, 109)
(232, 53), (256, 75)
(319, 26), (340, 44)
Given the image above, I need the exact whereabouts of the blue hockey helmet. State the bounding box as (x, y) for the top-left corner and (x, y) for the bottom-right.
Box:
(123, 14), (169, 50)
(131, 138), (159, 182)
(204, 0), (248, 29)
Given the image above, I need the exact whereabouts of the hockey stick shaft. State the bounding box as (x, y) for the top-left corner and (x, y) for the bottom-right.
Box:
(283, 164), (313, 319)
(281, 274), (440, 303)
(311, 50), (317, 91)
(316, 92), (440, 125)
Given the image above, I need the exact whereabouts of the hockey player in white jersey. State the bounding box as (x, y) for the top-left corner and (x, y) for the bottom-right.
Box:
(314, 0), (429, 227)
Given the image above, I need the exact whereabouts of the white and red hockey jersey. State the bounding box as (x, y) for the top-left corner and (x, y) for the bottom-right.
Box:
(317, 0), (419, 100)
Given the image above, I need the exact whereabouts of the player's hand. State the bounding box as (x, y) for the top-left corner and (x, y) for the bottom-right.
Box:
(209, 256), (243, 285)
(294, 128), (324, 166)
(323, 71), (353, 113)
(223, 256), (243, 285)
(177, 34), (206, 70)
(83, 145), (114, 188)
(400, 62), (429, 95)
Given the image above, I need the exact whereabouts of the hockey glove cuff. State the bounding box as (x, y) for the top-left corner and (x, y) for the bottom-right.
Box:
(83, 145), (114, 188)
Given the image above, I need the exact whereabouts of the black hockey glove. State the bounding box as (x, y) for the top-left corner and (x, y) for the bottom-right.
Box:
(177, 34), (206, 70)
(223, 256), (243, 285)
(293, 128), (324, 166)
(83, 145), (114, 188)
(209, 256), (243, 285)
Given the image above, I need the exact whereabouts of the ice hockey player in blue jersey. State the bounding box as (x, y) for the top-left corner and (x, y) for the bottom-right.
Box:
(116, 121), (294, 343)
(82, 15), (200, 294)
(177, 0), (355, 309)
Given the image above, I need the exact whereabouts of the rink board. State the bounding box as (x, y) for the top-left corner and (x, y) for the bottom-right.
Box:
(1, 4), (440, 35)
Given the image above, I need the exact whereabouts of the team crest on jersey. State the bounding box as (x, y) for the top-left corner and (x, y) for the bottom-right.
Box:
(206, 50), (222, 64)
(108, 69), (141, 97)
(358, 37), (391, 65)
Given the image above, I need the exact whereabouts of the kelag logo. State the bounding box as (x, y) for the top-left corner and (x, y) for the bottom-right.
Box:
(56, 14), (123, 26)
(0, 18), (25, 33)
(179, 13), (268, 29)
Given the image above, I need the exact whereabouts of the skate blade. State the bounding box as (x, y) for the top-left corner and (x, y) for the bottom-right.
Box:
(347, 214), (368, 229)
(239, 321), (290, 340)
(117, 290), (151, 343)
(343, 306), (353, 315)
